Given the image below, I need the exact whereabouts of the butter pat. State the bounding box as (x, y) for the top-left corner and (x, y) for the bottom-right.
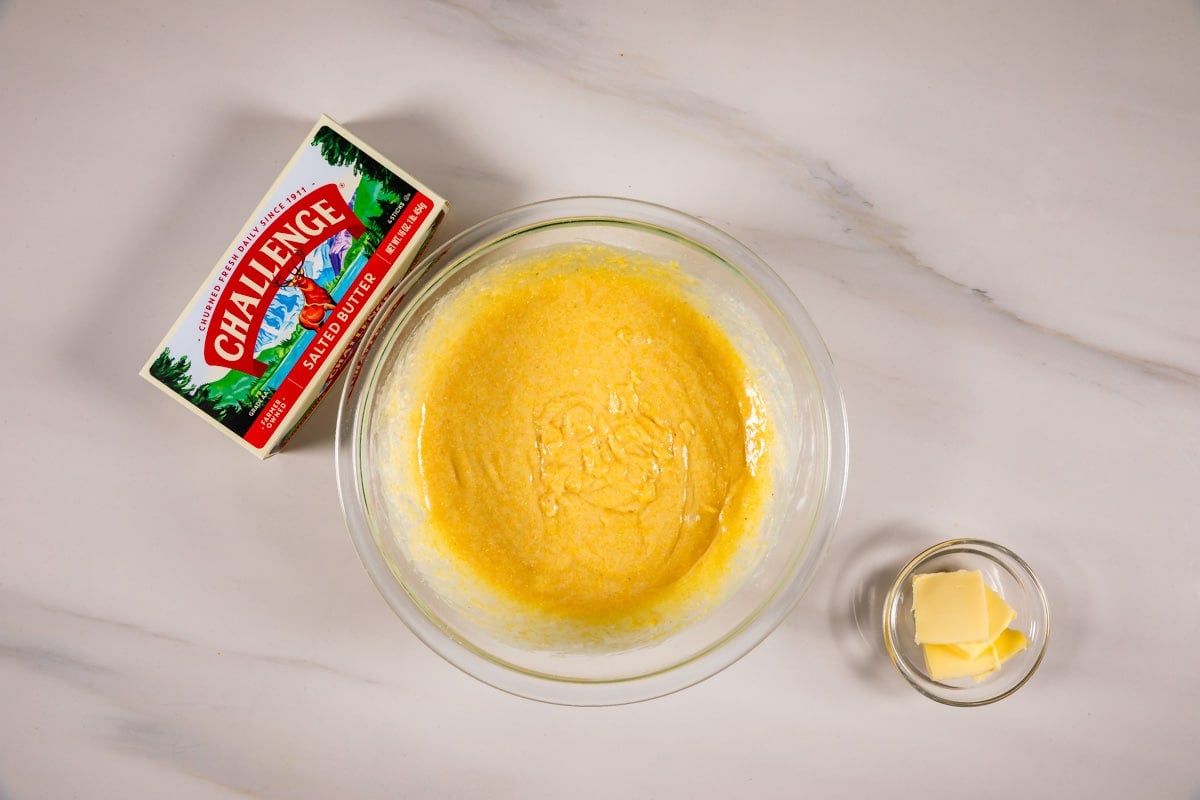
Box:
(948, 587), (1016, 659)
(923, 642), (1000, 681)
(912, 570), (990, 644)
(991, 627), (1029, 662)
(970, 629), (1031, 683)
(911, 568), (1029, 684)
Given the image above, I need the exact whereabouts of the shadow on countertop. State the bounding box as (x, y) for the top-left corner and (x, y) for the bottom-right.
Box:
(782, 523), (935, 697)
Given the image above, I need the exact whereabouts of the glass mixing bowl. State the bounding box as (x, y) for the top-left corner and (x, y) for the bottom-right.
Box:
(336, 197), (849, 704)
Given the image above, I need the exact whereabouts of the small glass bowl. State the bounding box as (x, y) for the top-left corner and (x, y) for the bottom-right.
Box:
(883, 538), (1050, 706)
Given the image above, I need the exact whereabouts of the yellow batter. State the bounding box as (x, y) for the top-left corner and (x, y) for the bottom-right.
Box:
(397, 244), (772, 625)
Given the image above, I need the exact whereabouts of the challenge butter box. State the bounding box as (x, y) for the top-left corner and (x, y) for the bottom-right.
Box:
(141, 116), (447, 458)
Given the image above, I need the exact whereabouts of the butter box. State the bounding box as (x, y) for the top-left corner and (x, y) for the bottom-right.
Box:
(141, 116), (447, 458)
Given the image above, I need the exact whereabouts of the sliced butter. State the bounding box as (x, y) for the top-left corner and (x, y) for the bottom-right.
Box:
(970, 628), (1031, 683)
(948, 587), (1017, 659)
(992, 627), (1029, 662)
(922, 642), (1000, 681)
(912, 569), (989, 644)
(910, 567), (1030, 685)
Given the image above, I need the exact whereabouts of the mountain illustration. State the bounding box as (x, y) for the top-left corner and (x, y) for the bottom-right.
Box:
(256, 288), (304, 354)
(253, 230), (346, 355)
(328, 229), (352, 276)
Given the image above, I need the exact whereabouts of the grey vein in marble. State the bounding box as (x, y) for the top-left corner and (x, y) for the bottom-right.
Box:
(1, 592), (389, 693)
(0, 641), (115, 685)
(423, 1), (1200, 389)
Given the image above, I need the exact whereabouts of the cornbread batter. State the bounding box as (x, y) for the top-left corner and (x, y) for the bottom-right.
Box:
(393, 244), (772, 624)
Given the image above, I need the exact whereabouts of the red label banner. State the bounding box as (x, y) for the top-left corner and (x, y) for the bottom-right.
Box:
(242, 193), (435, 449)
(204, 183), (365, 378)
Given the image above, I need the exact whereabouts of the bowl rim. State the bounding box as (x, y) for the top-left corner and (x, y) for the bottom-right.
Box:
(882, 537), (1051, 707)
(335, 195), (851, 705)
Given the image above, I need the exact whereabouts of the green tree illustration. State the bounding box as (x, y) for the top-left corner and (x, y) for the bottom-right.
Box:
(187, 383), (269, 436)
(188, 384), (225, 417)
(148, 348), (194, 396)
(312, 126), (420, 271)
(220, 394), (272, 436)
(355, 195), (402, 256)
(376, 195), (402, 227)
(311, 127), (413, 203)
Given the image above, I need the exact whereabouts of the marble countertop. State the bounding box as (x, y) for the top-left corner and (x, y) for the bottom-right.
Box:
(4, 1), (1198, 797)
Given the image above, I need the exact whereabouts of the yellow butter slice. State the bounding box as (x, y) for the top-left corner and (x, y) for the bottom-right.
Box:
(970, 628), (1031, 683)
(912, 569), (989, 644)
(948, 587), (1017, 659)
(992, 627), (1029, 663)
(922, 642), (1000, 681)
